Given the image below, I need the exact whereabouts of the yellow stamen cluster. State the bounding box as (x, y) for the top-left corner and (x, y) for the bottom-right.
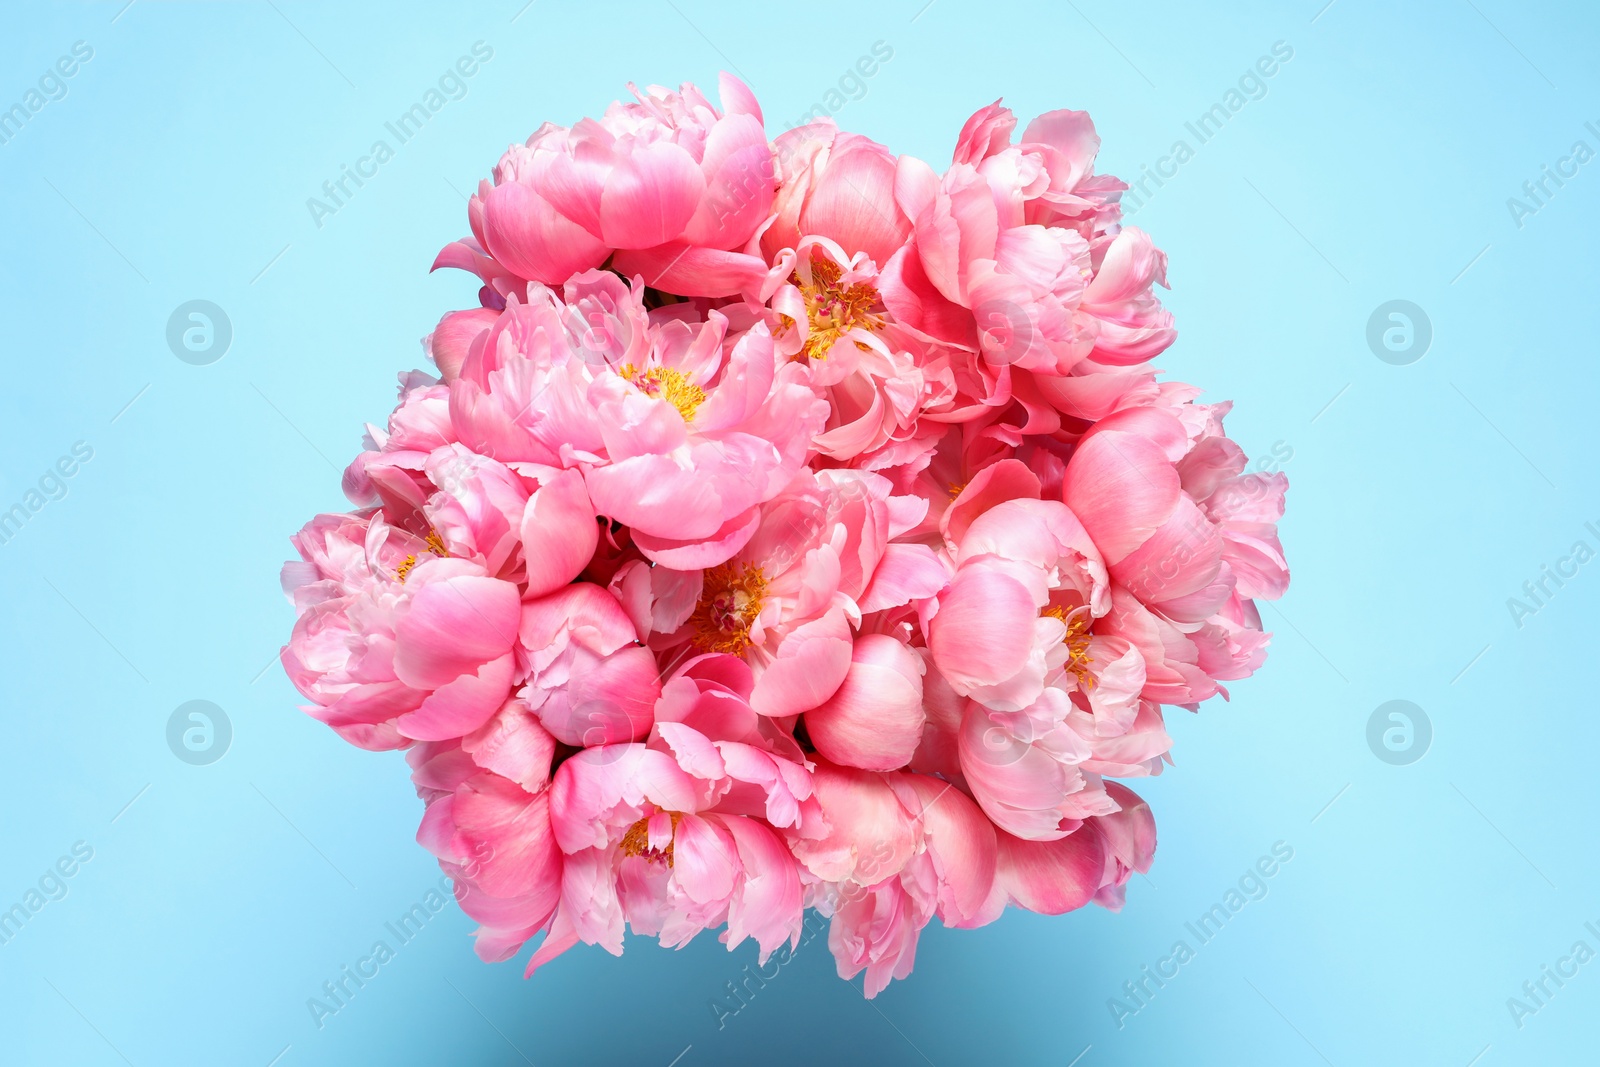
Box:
(689, 562), (768, 655)
(1042, 604), (1096, 690)
(619, 363), (706, 423)
(620, 811), (683, 866)
(797, 258), (883, 361)
(395, 530), (450, 584)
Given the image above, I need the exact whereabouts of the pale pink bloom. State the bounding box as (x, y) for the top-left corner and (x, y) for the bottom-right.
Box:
(1087, 781), (1159, 910)
(825, 854), (937, 998)
(435, 75), (771, 298)
(341, 372), (456, 514)
(968, 787), (1155, 925)
(1063, 391), (1288, 701)
(426, 307), (500, 383)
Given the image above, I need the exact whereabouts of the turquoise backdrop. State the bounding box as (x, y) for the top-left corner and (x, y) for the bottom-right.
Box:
(2, 1), (1595, 1064)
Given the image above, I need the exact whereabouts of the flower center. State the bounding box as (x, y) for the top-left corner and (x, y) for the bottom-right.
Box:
(1043, 605), (1096, 690)
(797, 258), (882, 361)
(619, 363), (706, 423)
(395, 530), (448, 584)
(689, 561), (767, 655)
(619, 811), (683, 866)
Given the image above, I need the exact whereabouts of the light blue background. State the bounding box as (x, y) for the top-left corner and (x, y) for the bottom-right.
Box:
(2, 1), (1594, 1064)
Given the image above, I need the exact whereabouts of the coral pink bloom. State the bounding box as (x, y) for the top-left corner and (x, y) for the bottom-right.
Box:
(762, 123), (913, 268)
(927, 493), (1110, 712)
(534, 716), (819, 974)
(618, 469), (936, 718)
(1062, 390), (1288, 702)
(804, 634), (926, 771)
(411, 721), (564, 962)
(787, 763), (1000, 997)
(1063, 404), (1229, 622)
(436, 75), (771, 298)
(957, 687), (1117, 840)
(518, 582), (660, 747)
(446, 274), (825, 561)
(764, 236), (935, 465)
(876, 102), (1175, 425)
(280, 504), (522, 749)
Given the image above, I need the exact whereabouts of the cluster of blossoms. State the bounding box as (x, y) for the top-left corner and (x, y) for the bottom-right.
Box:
(280, 75), (1288, 996)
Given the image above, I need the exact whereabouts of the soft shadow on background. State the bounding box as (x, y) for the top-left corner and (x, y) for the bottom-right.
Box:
(2, 1), (1594, 1064)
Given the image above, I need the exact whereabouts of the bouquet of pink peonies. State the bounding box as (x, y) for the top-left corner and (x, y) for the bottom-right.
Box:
(280, 75), (1288, 997)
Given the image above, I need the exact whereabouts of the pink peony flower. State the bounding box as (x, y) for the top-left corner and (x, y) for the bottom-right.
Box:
(535, 709), (820, 973)
(436, 75), (772, 299)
